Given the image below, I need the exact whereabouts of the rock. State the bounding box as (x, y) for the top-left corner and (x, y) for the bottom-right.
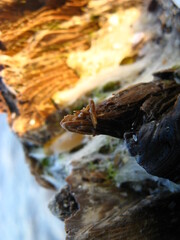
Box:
(1, 1), (180, 239)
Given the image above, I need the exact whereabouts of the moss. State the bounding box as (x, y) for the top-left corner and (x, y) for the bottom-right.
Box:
(172, 65), (180, 70)
(88, 81), (121, 101)
(98, 137), (121, 154)
(90, 88), (106, 99)
(102, 81), (121, 92)
(88, 162), (97, 171)
(67, 82), (121, 114)
(41, 157), (51, 167)
(69, 97), (88, 113)
(106, 163), (118, 181)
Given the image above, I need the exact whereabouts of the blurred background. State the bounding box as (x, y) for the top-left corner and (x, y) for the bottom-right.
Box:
(0, 114), (65, 240)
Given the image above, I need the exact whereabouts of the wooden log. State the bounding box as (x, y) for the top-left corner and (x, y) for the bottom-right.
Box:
(61, 78), (180, 182)
(63, 168), (180, 240)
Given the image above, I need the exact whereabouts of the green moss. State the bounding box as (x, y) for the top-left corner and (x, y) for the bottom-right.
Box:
(90, 88), (106, 99)
(88, 162), (97, 171)
(68, 81), (121, 114)
(172, 65), (180, 70)
(88, 81), (121, 101)
(69, 98), (88, 113)
(41, 157), (51, 167)
(99, 137), (121, 154)
(102, 81), (121, 92)
(106, 163), (118, 181)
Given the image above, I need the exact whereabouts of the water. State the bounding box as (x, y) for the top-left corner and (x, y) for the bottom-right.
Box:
(0, 114), (65, 240)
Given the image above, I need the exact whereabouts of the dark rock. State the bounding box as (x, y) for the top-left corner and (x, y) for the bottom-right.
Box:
(49, 186), (79, 221)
